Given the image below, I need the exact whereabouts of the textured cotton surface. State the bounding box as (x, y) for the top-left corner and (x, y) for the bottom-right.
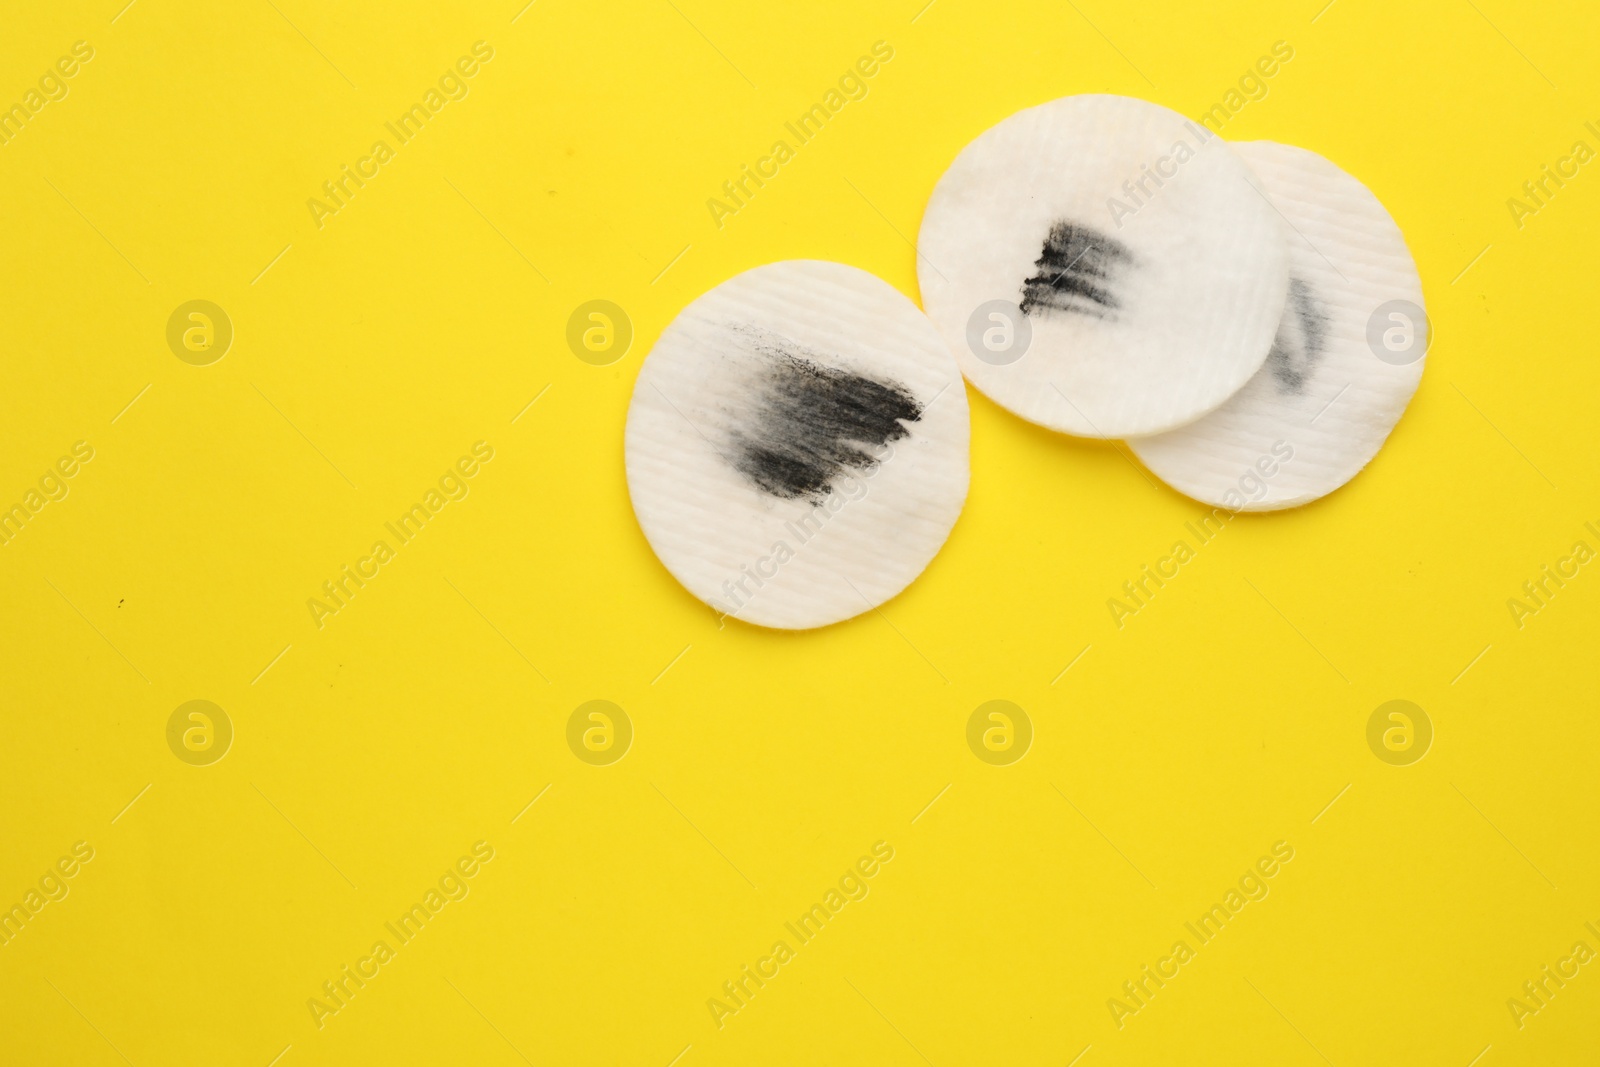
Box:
(917, 94), (1291, 437)
(1129, 141), (1427, 511)
(625, 260), (970, 629)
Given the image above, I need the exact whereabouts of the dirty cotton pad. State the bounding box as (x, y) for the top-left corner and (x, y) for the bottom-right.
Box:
(625, 260), (970, 630)
(917, 94), (1291, 438)
(1128, 142), (1427, 511)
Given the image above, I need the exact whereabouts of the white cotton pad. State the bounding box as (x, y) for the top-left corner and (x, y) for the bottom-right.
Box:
(625, 260), (970, 630)
(917, 93), (1291, 438)
(1127, 142), (1428, 511)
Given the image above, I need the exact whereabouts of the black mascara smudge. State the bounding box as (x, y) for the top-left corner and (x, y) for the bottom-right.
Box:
(1266, 278), (1330, 394)
(724, 333), (923, 503)
(1019, 220), (1134, 320)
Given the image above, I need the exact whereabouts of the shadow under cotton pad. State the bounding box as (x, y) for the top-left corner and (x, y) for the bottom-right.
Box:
(917, 94), (1291, 438)
(624, 260), (970, 630)
(1128, 142), (1428, 511)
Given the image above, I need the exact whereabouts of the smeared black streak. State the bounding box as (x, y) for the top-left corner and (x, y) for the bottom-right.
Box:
(1267, 278), (1329, 393)
(724, 331), (922, 502)
(1019, 220), (1134, 319)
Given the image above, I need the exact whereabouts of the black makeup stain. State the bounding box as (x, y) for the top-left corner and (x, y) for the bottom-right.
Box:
(1019, 220), (1134, 319)
(1266, 278), (1330, 394)
(722, 330), (922, 503)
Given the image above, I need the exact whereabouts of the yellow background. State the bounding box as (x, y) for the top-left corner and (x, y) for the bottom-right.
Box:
(2, 0), (1597, 1063)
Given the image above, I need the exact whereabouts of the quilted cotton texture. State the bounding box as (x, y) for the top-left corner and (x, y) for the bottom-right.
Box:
(917, 94), (1291, 438)
(625, 260), (971, 630)
(1128, 141), (1428, 511)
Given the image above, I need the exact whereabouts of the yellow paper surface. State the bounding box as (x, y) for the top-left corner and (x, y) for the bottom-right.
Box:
(1, 2), (1596, 1064)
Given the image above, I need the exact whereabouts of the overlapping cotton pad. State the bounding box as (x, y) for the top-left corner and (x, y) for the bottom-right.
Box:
(625, 260), (970, 630)
(917, 94), (1291, 438)
(1128, 142), (1427, 511)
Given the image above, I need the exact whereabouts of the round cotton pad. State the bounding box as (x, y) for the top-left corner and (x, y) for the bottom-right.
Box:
(917, 93), (1291, 438)
(625, 260), (970, 630)
(1128, 142), (1427, 511)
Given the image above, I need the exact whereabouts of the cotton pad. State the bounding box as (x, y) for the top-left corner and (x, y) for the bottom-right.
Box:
(917, 93), (1291, 438)
(1127, 142), (1427, 511)
(625, 260), (970, 630)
